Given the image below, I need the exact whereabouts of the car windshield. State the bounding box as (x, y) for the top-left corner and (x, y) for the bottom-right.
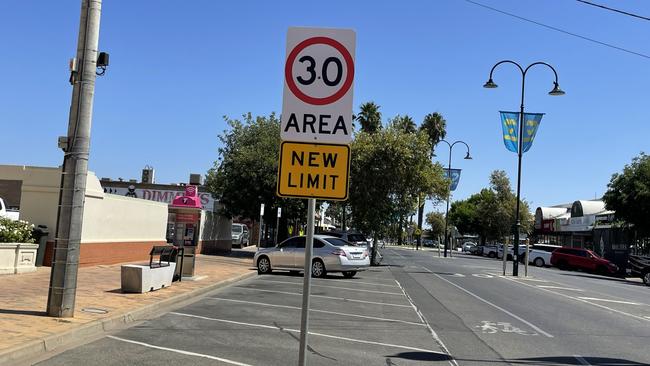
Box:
(347, 234), (366, 242)
(232, 225), (242, 233)
(324, 238), (355, 247)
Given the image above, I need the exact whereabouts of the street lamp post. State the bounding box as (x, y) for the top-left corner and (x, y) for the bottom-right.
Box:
(484, 60), (564, 276)
(437, 140), (472, 258)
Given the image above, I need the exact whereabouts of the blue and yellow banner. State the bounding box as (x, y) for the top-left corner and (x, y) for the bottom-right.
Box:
(522, 112), (543, 153)
(499, 111), (544, 153)
(499, 111), (519, 153)
(443, 168), (462, 191)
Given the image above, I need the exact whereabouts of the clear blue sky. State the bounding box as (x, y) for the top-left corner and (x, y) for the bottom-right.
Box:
(1, 0), (648, 215)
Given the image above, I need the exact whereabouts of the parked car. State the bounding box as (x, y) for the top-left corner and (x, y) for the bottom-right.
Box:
(0, 197), (19, 221)
(550, 247), (618, 275)
(628, 254), (650, 286)
(521, 244), (562, 267)
(462, 242), (477, 253)
(254, 235), (370, 278)
(231, 223), (249, 248)
(482, 244), (499, 258)
(497, 244), (527, 261)
(323, 231), (368, 247)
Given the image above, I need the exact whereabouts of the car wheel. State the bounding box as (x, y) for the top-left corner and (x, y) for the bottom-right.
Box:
(643, 271), (650, 286)
(557, 260), (568, 270)
(311, 259), (326, 278)
(488, 252), (496, 258)
(342, 271), (357, 278)
(534, 258), (545, 267)
(257, 256), (271, 275)
(596, 265), (608, 276)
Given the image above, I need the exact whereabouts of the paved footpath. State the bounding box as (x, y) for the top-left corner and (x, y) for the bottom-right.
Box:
(0, 253), (255, 366)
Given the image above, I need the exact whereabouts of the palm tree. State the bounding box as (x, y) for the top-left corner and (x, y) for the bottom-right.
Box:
(390, 115), (417, 133)
(420, 112), (447, 157)
(355, 102), (382, 133)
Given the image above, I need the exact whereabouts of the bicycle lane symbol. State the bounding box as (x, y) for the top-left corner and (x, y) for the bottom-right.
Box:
(476, 321), (538, 336)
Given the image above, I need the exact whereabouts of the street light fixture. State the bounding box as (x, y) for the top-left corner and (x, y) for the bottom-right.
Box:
(484, 60), (565, 276)
(438, 139), (472, 258)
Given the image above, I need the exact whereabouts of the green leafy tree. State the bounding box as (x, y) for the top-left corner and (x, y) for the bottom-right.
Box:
(349, 129), (448, 262)
(355, 102), (382, 134)
(419, 112), (447, 157)
(388, 115), (417, 134)
(205, 113), (304, 242)
(603, 153), (650, 237)
(425, 211), (445, 240)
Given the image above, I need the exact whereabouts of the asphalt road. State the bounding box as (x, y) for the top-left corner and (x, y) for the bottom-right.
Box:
(34, 248), (650, 366)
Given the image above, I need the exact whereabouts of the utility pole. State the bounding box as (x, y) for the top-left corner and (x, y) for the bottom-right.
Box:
(47, 0), (102, 318)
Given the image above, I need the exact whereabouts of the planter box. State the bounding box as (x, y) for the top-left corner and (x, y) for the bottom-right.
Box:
(0, 243), (39, 275)
(121, 262), (176, 293)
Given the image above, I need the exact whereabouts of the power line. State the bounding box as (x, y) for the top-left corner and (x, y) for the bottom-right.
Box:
(463, 0), (650, 60)
(576, 0), (650, 22)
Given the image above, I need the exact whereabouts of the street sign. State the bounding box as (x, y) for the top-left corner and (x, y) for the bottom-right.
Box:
(277, 141), (350, 200)
(281, 27), (356, 144)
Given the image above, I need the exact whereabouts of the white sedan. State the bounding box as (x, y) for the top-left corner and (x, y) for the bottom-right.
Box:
(253, 235), (370, 278)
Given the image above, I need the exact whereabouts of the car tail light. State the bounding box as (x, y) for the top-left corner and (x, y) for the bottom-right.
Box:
(363, 250), (369, 258)
(332, 249), (348, 257)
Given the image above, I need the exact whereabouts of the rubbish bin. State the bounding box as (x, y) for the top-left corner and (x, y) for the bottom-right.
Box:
(32, 225), (49, 267)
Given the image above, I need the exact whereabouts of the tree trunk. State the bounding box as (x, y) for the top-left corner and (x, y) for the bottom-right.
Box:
(397, 216), (403, 246)
(371, 233), (379, 266)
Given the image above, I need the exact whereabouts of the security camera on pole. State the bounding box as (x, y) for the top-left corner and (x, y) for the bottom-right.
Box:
(277, 27), (355, 366)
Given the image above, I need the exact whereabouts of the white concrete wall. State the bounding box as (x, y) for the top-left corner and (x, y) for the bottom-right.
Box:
(0, 165), (167, 243)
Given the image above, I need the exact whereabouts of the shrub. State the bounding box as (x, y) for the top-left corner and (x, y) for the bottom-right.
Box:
(0, 217), (35, 243)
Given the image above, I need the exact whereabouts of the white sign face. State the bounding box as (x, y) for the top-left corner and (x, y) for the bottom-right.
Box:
(281, 27), (356, 144)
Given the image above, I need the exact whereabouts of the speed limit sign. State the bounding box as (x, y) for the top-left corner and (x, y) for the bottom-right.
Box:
(281, 27), (356, 144)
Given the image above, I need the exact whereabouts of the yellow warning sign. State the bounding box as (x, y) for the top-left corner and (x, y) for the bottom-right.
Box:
(277, 141), (350, 200)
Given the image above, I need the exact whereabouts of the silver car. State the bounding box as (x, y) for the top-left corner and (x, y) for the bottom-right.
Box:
(253, 235), (370, 278)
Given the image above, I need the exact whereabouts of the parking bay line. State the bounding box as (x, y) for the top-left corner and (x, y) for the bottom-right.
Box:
(502, 276), (650, 323)
(169, 312), (448, 356)
(255, 278), (404, 295)
(208, 297), (426, 327)
(537, 285), (584, 291)
(423, 267), (554, 338)
(232, 286), (413, 308)
(577, 297), (643, 306)
(107, 335), (251, 366)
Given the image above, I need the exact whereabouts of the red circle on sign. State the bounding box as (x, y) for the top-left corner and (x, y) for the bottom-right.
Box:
(285, 36), (355, 106)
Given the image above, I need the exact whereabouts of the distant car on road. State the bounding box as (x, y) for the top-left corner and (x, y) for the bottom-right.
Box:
(254, 235), (370, 278)
(482, 244), (499, 258)
(231, 223), (249, 248)
(628, 254), (650, 286)
(521, 244), (561, 267)
(0, 197), (19, 221)
(550, 247), (618, 275)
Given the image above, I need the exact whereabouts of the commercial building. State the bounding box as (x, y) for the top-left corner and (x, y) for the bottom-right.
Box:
(0, 165), (231, 266)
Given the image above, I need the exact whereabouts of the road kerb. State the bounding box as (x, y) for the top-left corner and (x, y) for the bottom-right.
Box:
(0, 271), (256, 366)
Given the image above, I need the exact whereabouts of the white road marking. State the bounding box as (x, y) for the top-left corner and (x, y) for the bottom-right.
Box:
(314, 278), (400, 288)
(516, 277), (549, 283)
(431, 272), (554, 338)
(502, 276), (650, 323)
(453, 273), (466, 277)
(396, 276), (459, 366)
(169, 312), (449, 356)
(233, 286), (412, 308)
(577, 297), (642, 306)
(537, 285), (584, 291)
(208, 297), (426, 326)
(391, 250), (407, 259)
(574, 355), (592, 365)
(255, 278), (404, 295)
(107, 335), (251, 366)
(472, 274), (494, 278)
(476, 321), (537, 336)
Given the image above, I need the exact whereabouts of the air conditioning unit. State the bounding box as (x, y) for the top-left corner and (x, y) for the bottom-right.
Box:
(189, 174), (202, 185)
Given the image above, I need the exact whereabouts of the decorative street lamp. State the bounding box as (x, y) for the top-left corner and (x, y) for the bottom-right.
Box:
(484, 60), (564, 276)
(436, 140), (472, 258)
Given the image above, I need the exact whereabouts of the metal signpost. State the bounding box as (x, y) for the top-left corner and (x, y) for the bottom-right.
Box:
(257, 203), (264, 248)
(278, 27), (355, 366)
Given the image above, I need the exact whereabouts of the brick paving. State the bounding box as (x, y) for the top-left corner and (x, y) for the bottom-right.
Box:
(0, 254), (254, 355)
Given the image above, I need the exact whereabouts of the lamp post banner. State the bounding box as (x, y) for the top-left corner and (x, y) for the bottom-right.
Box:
(499, 111), (544, 153)
(443, 168), (462, 191)
(499, 111), (519, 153)
(522, 112), (544, 153)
